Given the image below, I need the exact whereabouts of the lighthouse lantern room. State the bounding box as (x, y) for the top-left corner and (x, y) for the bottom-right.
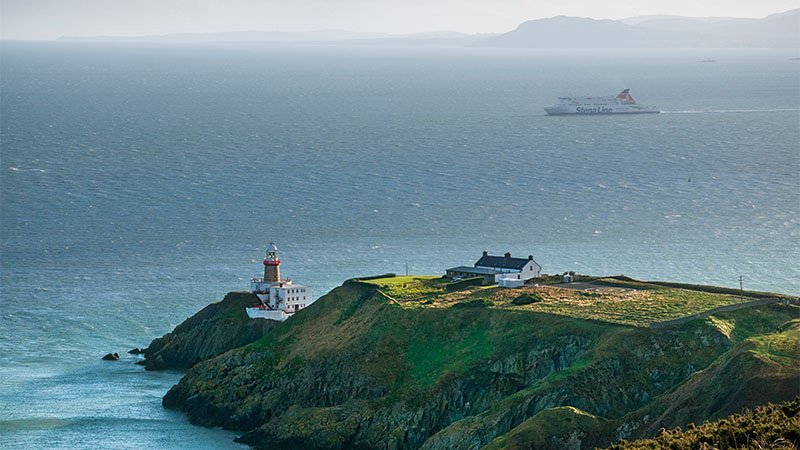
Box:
(247, 243), (314, 321)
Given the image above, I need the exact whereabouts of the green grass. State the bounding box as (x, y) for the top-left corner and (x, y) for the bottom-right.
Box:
(359, 275), (448, 302)
(405, 321), (492, 387)
(750, 327), (800, 364)
(361, 275), (440, 286)
(528, 287), (743, 327)
(484, 406), (611, 450)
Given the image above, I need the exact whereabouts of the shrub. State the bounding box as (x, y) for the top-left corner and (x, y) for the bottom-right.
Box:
(356, 273), (397, 281)
(445, 277), (484, 291)
(453, 299), (494, 308)
(511, 292), (544, 305)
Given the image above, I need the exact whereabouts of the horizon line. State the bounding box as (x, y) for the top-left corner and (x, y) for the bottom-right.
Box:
(2, 8), (796, 42)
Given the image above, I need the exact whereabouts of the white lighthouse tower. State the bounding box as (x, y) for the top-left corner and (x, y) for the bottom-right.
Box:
(247, 243), (313, 321)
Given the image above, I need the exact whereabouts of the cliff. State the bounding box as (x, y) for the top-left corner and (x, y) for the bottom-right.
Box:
(158, 277), (799, 449)
(140, 291), (278, 370)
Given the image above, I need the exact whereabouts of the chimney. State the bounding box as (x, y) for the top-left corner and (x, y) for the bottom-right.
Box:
(528, 255), (533, 260)
(504, 252), (511, 258)
(482, 251), (488, 256)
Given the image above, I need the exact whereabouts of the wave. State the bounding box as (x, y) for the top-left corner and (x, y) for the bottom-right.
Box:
(7, 167), (47, 173)
(662, 108), (800, 114)
(0, 417), (70, 432)
(0, 416), (177, 432)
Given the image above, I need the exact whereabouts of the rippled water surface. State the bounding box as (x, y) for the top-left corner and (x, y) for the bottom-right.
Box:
(1, 43), (798, 448)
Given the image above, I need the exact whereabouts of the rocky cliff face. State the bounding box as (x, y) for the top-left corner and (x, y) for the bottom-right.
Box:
(140, 291), (277, 370)
(159, 281), (798, 449)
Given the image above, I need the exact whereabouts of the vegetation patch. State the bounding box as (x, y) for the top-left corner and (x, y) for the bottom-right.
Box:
(512, 285), (744, 327)
(750, 326), (800, 365)
(354, 273), (398, 281)
(484, 406), (611, 450)
(404, 318), (493, 388)
(511, 292), (544, 305)
(359, 275), (448, 301)
(606, 399), (800, 450)
(707, 316), (736, 340)
(445, 276), (484, 291)
(452, 298), (494, 308)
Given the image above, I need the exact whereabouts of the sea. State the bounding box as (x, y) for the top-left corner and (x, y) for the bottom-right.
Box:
(1, 43), (798, 449)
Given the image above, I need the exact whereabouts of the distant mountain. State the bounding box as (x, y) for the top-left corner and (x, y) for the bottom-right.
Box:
(474, 16), (679, 48)
(475, 9), (800, 48)
(620, 15), (735, 26)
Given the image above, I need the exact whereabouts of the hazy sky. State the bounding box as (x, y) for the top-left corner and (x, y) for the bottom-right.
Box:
(1, 0), (797, 40)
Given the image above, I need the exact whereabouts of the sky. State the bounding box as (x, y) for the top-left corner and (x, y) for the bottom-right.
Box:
(1, 0), (798, 40)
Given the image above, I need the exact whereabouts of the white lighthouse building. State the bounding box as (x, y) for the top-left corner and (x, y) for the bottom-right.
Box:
(246, 243), (313, 321)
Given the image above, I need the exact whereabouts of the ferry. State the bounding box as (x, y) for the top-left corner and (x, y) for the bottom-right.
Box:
(544, 89), (660, 115)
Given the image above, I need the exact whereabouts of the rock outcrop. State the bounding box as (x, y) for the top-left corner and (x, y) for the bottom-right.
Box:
(140, 291), (278, 371)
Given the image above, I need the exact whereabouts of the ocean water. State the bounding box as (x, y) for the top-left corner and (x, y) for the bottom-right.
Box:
(1, 43), (798, 448)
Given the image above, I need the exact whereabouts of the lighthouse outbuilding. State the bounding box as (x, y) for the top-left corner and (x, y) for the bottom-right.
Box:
(247, 243), (314, 321)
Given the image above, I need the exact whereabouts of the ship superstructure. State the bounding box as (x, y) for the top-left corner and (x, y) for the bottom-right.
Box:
(544, 89), (660, 115)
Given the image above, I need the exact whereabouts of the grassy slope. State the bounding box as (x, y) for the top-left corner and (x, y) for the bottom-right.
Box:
(439, 305), (800, 448)
(478, 307), (800, 449)
(482, 406), (611, 450)
(249, 279), (617, 397)
(614, 316), (800, 441)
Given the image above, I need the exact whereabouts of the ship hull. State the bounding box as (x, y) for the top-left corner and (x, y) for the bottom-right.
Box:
(545, 90), (660, 115)
(544, 105), (661, 115)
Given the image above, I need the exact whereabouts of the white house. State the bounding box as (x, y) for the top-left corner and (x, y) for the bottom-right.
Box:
(446, 251), (542, 285)
(247, 243), (314, 321)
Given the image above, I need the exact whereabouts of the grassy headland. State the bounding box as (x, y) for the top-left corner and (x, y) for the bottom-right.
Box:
(160, 275), (798, 449)
(359, 274), (792, 327)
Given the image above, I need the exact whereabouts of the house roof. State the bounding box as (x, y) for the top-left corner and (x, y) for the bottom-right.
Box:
(446, 266), (499, 275)
(475, 254), (534, 270)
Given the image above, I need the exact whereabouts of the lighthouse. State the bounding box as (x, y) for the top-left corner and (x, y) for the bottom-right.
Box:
(263, 243), (280, 283)
(247, 243), (314, 321)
